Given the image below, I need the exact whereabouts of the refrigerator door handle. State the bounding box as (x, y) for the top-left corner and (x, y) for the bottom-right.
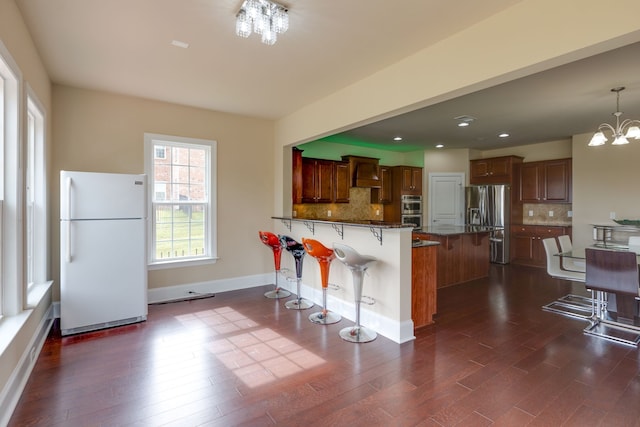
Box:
(65, 177), (72, 263)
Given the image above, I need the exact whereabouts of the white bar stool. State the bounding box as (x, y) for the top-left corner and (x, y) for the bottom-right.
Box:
(333, 243), (377, 343)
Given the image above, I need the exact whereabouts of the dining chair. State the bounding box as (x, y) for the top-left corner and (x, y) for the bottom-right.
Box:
(542, 238), (585, 282)
(583, 248), (640, 346)
(557, 235), (586, 273)
(628, 235), (640, 254)
(541, 237), (591, 320)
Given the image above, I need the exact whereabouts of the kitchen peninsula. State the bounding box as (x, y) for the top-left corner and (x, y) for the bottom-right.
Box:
(271, 217), (422, 343)
(413, 226), (493, 288)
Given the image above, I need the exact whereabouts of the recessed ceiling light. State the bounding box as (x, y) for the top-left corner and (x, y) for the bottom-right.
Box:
(435, 144), (444, 148)
(498, 133), (510, 138)
(393, 136), (403, 141)
(171, 40), (190, 49)
(454, 115), (476, 127)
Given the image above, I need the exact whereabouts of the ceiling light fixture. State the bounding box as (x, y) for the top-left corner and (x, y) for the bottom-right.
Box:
(393, 136), (403, 141)
(588, 87), (640, 147)
(498, 133), (510, 138)
(435, 144), (444, 148)
(454, 115), (476, 127)
(236, 0), (289, 46)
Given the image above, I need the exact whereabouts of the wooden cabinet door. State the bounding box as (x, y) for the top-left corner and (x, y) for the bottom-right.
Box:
(544, 159), (571, 202)
(470, 160), (490, 179)
(519, 163), (542, 202)
(315, 160), (334, 203)
(334, 162), (350, 203)
(371, 165), (392, 204)
(301, 158), (318, 203)
(411, 168), (422, 194)
(301, 158), (334, 203)
(489, 157), (511, 178)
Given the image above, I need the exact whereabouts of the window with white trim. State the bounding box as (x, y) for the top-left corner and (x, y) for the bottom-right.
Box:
(0, 41), (21, 316)
(26, 90), (47, 291)
(144, 133), (217, 266)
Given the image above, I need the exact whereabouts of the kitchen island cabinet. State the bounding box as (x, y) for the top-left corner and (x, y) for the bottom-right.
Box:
(413, 226), (491, 288)
(412, 240), (438, 328)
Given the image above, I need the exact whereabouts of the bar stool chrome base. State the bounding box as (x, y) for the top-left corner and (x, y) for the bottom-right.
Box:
(309, 310), (341, 324)
(264, 288), (291, 299)
(339, 325), (377, 343)
(285, 298), (314, 310)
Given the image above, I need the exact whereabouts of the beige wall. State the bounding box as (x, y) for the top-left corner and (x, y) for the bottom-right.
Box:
(572, 132), (640, 249)
(51, 85), (277, 293)
(273, 0), (640, 215)
(478, 139), (573, 163)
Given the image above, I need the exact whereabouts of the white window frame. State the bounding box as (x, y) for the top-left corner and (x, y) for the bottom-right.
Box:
(0, 40), (23, 316)
(26, 86), (48, 294)
(144, 133), (217, 269)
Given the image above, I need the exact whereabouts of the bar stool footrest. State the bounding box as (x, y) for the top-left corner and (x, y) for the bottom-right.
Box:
(285, 298), (314, 310)
(309, 311), (341, 324)
(339, 326), (377, 343)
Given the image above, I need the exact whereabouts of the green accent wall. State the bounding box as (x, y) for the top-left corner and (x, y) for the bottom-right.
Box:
(297, 139), (424, 167)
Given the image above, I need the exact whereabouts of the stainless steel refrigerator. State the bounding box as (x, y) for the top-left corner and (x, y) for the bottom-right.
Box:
(465, 185), (510, 264)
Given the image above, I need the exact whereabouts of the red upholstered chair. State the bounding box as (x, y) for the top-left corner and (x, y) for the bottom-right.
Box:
(302, 238), (341, 325)
(258, 231), (291, 299)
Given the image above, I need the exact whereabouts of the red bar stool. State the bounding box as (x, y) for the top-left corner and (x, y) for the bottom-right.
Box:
(333, 243), (377, 343)
(302, 238), (341, 325)
(258, 231), (291, 299)
(280, 235), (314, 310)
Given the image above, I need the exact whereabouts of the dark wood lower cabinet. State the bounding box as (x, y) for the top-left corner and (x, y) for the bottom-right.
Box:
(510, 225), (570, 267)
(414, 232), (490, 288)
(411, 244), (437, 328)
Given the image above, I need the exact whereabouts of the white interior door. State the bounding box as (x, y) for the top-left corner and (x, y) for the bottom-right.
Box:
(428, 173), (464, 226)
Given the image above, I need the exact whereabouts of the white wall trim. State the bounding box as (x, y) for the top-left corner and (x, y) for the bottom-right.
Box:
(0, 304), (54, 427)
(146, 273), (415, 343)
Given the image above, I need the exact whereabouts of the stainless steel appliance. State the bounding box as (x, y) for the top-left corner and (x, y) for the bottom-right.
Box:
(465, 185), (510, 264)
(401, 195), (422, 229)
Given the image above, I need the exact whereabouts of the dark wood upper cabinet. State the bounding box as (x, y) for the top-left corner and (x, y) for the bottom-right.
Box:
(519, 158), (572, 203)
(371, 165), (392, 204)
(301, 158), (334, 203)
(470, 155), (523, 185)
(395, 166), (422, 195)
(334, 161), (350, 203)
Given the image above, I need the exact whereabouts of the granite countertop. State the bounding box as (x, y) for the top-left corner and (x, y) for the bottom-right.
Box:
(414, 225), (496, 236)
(272, 216), (413, 229)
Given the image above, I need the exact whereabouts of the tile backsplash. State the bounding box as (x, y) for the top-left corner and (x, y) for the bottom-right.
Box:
(293, 187), (382, 221)
(522, 203), (572, 226)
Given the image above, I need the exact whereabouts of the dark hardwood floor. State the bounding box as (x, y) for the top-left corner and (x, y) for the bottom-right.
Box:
(9, 264), (640, 426)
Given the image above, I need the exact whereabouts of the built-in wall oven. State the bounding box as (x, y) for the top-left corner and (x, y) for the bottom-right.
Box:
(401, 195), (422, 229)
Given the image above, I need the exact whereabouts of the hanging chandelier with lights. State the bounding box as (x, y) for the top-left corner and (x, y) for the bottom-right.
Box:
(235, 0), (289, 46)
(588, 87), (640, 146)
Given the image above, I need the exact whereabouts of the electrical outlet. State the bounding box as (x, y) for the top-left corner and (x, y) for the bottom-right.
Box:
(376, 209), (380, 216)
(528, 210), (533, 217)
(292, 210), (297, 217)
(327, 210), (331, 217)
(548, 211), (554, 217)
(568, 211), (573, 218)
(610, 211), (616, 219)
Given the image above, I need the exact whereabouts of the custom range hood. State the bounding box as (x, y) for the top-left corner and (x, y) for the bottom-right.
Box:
(342, 155), (381, 188)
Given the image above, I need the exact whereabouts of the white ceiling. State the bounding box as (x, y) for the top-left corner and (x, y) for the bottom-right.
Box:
(16, 0), (640, 151)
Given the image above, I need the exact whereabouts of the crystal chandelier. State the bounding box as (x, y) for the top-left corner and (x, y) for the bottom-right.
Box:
(588, 87), (640, 146)
(235, 0), (289, 46)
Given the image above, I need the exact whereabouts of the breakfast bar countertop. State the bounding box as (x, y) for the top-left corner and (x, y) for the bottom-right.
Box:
(414, 225), (495, 236)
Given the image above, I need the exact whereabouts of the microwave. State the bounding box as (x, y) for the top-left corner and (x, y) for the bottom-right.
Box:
(401, 195), (422, 215)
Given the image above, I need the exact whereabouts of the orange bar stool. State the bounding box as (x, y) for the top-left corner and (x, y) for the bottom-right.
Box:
(333, 243), (377, 343)
(302, 238), (341, 325)
(258, 231), (291, 299)
(280, 235), (314, 310)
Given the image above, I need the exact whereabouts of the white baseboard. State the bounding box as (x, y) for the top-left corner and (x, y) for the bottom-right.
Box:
(0, 304), (54, 427)
(147, 273), (414, 343)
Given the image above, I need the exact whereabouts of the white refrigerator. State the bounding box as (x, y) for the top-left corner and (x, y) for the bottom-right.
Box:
(60, 171), (148, 336)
